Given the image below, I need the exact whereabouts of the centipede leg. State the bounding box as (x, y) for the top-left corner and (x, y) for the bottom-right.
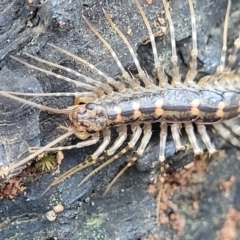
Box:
(213, 123), (240, 148)
(22, 52), (113, 95)
(0, 130), (75, 178)
(224, 118), (240, 136)
(41, 133), (105, 195)
(83, 16), (140, 90)
(78, 124), (142, 187)
(224, 31), (240, 73)
(162, 0), (181, 86)
(47, 43), (125, 93)
(184, 123), (203, 156)
(184, 0), (198, 86)
(78, 125), (127, 170)
(89, 128), (111, 160)
(135, 0), (168, 86)
(106, 125), (128, 156)
(102, 123), (152, 196)
(156, 121), (168, 223)
(171, 123), (186, 152)
(159, 122), (168, 162)
(74, 94), (99, 105)
(207, 0), (231, 84)
(10, 56), (104, 97)
(103, 9), (153, 88)
(196, 124), (217, 155)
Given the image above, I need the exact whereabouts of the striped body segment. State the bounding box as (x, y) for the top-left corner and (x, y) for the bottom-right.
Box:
(71, 88), (240, 131)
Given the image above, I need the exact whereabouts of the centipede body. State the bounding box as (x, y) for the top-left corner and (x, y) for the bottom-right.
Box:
(0, 0), (238, 236)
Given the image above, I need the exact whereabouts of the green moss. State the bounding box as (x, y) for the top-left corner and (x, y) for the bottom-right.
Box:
(86, 213), (108, 228)
(35, 154), (56, 172)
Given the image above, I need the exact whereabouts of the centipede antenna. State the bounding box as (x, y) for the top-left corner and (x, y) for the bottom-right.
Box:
(103, 8), (153, 88)
(0, 130), (75, 178)
(135, 0), (168, 86)
(162, 0), (181, 86)
(24, 52), (113, 95)
(47, 43), (125, 92)
(184, 0), (198, 85)
(10, 56), (103, 97)
(0, 91), (74, 114)
(83, 16), (140, 90)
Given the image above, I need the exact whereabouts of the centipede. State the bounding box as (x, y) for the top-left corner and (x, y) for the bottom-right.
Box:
(0, 0), (240, 225)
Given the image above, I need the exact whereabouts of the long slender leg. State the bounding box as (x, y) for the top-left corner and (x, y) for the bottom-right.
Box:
(224, 118), (240, 136)
(0, 130), (75, 178)
(90, 128), (111, 160)
(159, 122), (168, 162)
(135, 0), (168, 86)
(23, 52), (113, 95)
(196, 124), (217, 155)
(10, 56), (104, 97)
(106, 125), (128, 156)
(184, 0), (198, 86)
(103, 123), (152, 196)
(184, 123), (202, 155)
(224, 30), (240, 73)
(171, 123), (185, 151)
(43, 124), (141, 194)
(103, 9), (153, 88)
(218, 29), (240, 88)
(48, 44), (125, 93)
(83, 16), (140, 90)
(77, 124), (142, 187)
(207, 0), (231, 85)
(31, 126), (127, 156)
(156, 121), (168, 223)
(213, 123), (240, 148)
(162, 0), (181, 86)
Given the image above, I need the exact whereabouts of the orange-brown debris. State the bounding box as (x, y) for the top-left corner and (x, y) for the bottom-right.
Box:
(0, 177), (26, 199)
(219, 208), (240, 240)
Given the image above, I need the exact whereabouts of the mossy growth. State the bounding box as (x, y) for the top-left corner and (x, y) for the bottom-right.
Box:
(35, 154), (56, 172)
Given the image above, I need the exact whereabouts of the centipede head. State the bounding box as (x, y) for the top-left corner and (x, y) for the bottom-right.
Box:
(69, 103), (108, 139)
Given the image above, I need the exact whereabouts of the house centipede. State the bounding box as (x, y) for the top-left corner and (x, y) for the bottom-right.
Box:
(0, 0), (240, 224)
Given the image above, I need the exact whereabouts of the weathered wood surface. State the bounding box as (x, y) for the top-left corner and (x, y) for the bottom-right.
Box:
(1, 0), (240, 239)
